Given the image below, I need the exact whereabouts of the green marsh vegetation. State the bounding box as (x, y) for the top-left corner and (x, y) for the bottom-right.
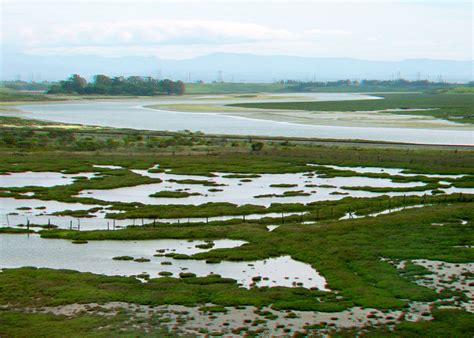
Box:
(6, 202), (474, 314)
(149, 191), (201, 198)
(1, 80), (52, 91)
(0, 125), (230, 152)
(254, 190), (310, 198)
(0, 308), (175, 337)
(1, 117), (473, 335)
(1, 115), (473, 176)
(185, 79), (462, 94)
(184, 82), (290, 94)
(230, 92), (474, 124)
(0, 227), (36, 234)
(437, 86), (474, 94)
(0, 166), (161, 206)
(52, 208), (103, 218)
(0, 86), (56, 102)
(91, 192), (468, 223)
(269, 183), (298, 188)
(0, 116), (69, 127)
(0, 127), (473, 219)
(339, 183), (444, 193)
(167, 178), (225, 186)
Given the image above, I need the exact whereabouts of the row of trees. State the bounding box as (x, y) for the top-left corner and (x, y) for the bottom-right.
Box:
(48, 74), (185, 96)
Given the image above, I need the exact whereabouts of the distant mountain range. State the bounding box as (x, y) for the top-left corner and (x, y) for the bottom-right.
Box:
(1, 51), (472, 83)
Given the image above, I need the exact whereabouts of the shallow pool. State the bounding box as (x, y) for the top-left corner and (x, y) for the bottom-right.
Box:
(0, 234), (327, 289)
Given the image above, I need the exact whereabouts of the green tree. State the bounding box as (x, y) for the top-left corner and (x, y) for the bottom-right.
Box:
(69, 74), (87, 94)
(92, 75), (112, 94)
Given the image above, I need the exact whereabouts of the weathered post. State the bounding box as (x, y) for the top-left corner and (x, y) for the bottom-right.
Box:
(113, 219), (116, 230)
(78, 219), (80, 231)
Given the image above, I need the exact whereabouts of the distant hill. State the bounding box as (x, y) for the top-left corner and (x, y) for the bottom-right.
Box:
(1, 50), (472, 83)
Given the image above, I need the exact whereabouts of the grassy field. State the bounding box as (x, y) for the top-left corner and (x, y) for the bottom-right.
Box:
(230, 93), (474, 124)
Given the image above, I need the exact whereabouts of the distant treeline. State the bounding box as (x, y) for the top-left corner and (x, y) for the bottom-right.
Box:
(277, 79), (468, 92)
(47, 74), (185, 96)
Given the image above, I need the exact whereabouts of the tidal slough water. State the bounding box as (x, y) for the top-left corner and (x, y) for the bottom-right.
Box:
(0, 162), (472, 292)
(0, 235), (328, 289)
(76, 169), (431, 206)
(6, 93), (473, 145)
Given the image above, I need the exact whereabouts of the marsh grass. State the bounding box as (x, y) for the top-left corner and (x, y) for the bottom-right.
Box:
(230, 93), (474, 124)
(0, 227), (36, 234)
(149, 191), (201, 198)
(0, 308), (173, 337)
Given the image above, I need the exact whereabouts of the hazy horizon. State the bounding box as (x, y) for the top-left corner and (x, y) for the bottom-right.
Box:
(1, 0), (472, 81)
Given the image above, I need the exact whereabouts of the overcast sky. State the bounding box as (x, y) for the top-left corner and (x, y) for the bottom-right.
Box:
(1, 0), (472, 60)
